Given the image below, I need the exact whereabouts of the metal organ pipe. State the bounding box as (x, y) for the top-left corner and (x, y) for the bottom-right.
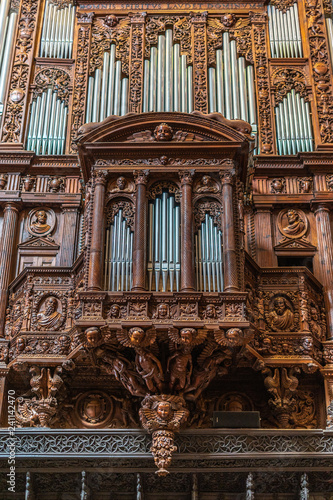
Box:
(40, 0), (75, 59)
(0, 2), (17, 115)
(275, 90), (313, 155)
(86, 46), (129, 122)
(104, 210), (133, 291)
(209, 37), (257, 138)
(26, 90), (68, 155)
(195, 214), (223, 292)
(143, 30), (193, 113)
(268, 3), (303, 58)
(148, 192), (180, 292)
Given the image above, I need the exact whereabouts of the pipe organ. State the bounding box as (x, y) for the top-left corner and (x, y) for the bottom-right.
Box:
(104, 208), (134, 291)
(1, 0), (333, 494)
(148, 191), (181, 292)
(275, 90), (313, 154)
(39, 0), (75, 59)
(268, 2), (303, 58)
(195, 213), (223, 292)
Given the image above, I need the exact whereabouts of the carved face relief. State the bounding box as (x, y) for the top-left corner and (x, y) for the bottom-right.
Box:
(205, 304), (216, 319)
(180, 328), (194, 345)
(85, 327), (101, 347)
(157, 303), (168, 318)
(225, 328), (242, 347)
(268, 296), (294, 332)
(154, 123), (173, 141)
(129, 327), (145, 346)
(110, 304), (121, 318)
(37, 296), (62, 331)
(278, 209), (308, 240)
(156, 401), (172, 420)
(28, 208), (56, 237)
(221, 13), (236, 27)
(16, 337), (26, 352)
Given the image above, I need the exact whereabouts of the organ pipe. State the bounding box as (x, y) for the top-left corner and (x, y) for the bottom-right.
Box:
(40, 0), (75, 59)
(268, 3), (303, 58)
(326, 17), (333, 67)
(86, 46), (129, 122)
(0, 1), (17, 114)
(26, 91), (68, 155)
(143, 32), (193, 113)
(275, 90), (313, 155)
(148, 192), (180, 292)
(209, 36), (257, 137)
(104, 210), (133, 291)
(195, 214), (223, 293)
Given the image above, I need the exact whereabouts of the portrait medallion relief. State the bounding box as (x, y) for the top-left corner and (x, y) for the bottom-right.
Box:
(75, 391), (113, 427)
(277, 209), (308, 240)
(27, 207), (56, 238)
(36, 296), (63, 331)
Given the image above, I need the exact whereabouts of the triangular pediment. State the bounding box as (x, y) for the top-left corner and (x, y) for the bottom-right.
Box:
(274, 238), (317, 254)
(18, 237), (60, 250)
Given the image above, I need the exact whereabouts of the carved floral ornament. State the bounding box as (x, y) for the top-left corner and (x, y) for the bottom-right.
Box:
(272, 68), (309, 105)
(33, 67), (71, 104)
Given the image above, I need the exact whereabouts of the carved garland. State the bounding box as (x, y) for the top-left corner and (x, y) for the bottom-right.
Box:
(305, 0), (333, 144)
(129, 13), (146, 113)
(70, 13), (94, 151)
(191, 12), (209, 114)
(250, 12), (275, 154)
(1, 0), (39, 143)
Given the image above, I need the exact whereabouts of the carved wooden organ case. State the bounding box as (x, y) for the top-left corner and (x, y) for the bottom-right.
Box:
(0, 0), (333, 475)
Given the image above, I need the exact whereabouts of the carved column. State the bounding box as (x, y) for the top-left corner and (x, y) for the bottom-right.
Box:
(220, 170), (239, 292)
(0, 369), (8, 426)
(70, 12), (94, 151)
(59, 205), (80, 266)
(128, 13), (146, 113)
(132, 170), (149, 291)
(0, 203), (19, 335)
(322, 344), (333, 428)
(179, 170), (195, 292)
(313, 204), (333, 339)
(87, 171), (107, 291)
(190, 11), (208, 113)
(254, 206), (277, 267)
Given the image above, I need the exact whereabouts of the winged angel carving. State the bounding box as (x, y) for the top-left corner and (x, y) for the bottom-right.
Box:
(167, 327), (207, 392)
(117, 327), (164, 393)
(139, 394), (189, 432)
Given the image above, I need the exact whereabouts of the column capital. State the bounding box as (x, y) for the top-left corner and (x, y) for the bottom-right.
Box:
(93, 169), (108, 186)
(133, 169), (149, 185)
(311, 201), (332, 215)
(1, 201), (21, 213)
(219, 169), (235, 186)
(178, 169), (195, 186)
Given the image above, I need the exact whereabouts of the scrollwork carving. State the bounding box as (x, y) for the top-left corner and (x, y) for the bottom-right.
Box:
(272, 68), (309, 105)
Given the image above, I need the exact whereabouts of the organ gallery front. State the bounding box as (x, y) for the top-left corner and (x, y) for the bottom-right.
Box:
(0, 0), (333, 497)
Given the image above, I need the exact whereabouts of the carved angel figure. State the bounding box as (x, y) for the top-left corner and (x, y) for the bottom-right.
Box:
(167, 328), (207, 392)
(214, 328), (244, 349)
(117, 327), (164, 393)
(139, 394), (189, 432)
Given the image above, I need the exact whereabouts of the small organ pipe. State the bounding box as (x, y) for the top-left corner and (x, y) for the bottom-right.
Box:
(105, 210), (133, 291)
(40, 1), (75, 58)
(196, 215), (223, 292)
(208, 67), (216, 112)
(181, 54), (188, 113)
(120, 77), (129, 115)
(268, 3), (303, 58)
(187, 66), (193, 113)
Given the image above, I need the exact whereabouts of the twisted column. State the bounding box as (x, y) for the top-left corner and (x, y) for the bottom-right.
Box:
(179, 170), (195, 292)
(0, 203), (19, 335)
(132, 170), (149, 291)
(220, 170), (239, 292)
(87, 170), (107, 291)
(314, 204), (333, 339)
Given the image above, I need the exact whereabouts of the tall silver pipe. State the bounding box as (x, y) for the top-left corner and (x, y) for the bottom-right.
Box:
(216, 49), (224, 115)
(52, 98), (61, 154)
(0, 11), (17, 104)
(26, 100), (36, 151)
(148, 203), (154, 290)
(175, 204), (180, 291)
(0, 0), (10, 62)
(149, 46), (157, 112)
(238, 57), (248, 122)
(223, 32), (231, 119)
(173, 44), (180, 112)
(154, 197), (161, 289)
(47, 92), (58, 154)
(92, 68), (101, 122)
(86, 76), (93, 123)
(143, 59), (150, 112)
(41, 88), (52, 155)
(113, 60), (122, 115)
(208, 67), (216, 113)
(107, 44), (116, 116)
(268, 2), (302, 58)
(120, 77), (128, 116)
(187, 66), (193, 113)
(100, 51), (109, 121)
(165, 29), (173, 112)
(157, 34), (165, 112)
(230, 40), (240, 119)
(181, 54), (187, 113)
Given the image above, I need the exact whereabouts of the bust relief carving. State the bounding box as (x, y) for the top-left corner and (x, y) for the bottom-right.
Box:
(278, 209), (308, 240)
(108, 176), (134, 194)
(28, 208), (56, 238)
(194, 175), (220, 193)
(267, 296), (294, 332)
(37, 296), (63, 331)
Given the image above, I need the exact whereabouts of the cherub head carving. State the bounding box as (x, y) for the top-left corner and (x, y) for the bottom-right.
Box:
(168, 327), (207, 350)
(85, 327), (101, 348)
(104, 15), (118, 27)
(154, 123), (173, 141)
(139, 395), (189, 432)
(221, 13), (236, 27)
(117, 327), (156, 349)
(214, 328), (243, 349)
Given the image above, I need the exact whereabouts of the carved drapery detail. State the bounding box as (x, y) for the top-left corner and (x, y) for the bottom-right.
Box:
(304, 0), (333, 144)
(194, 200), (222, 231)
(1, 0), (39, 143)
(70, 13), (94, 151)
(32, 68), (71, 104)
(191, 12), (208, 114)
(272, 68), (310, 105)
(251, 12), (274, 154)
(90, 15), (131, 76)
